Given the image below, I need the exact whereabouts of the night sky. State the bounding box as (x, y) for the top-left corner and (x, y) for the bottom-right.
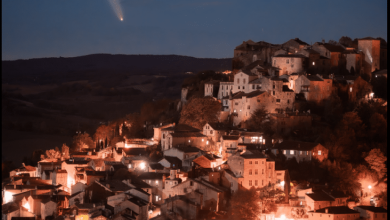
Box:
(2, 0), (387, 60)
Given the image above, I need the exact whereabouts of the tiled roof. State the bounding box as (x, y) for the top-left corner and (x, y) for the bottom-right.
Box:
(242, 60), (264, 71)
(148, 163), (164, 170)
(249, 78), (263, 84)
(170, 132), (205, 138)
(85, 171), (106, 176)
(161, 156), (182, 166)
(128, 197), (148, 207)
(97, 180), (132, 192)
(311, 206), (359, 214)
(231, 90), (265, 100)
(240, 152), (267, 159)
(306, 191), (335, 201)
(137, 172), (165, 180)
(123, 148), (148, 156)
(306, 75), (324, 81)
(174, 146), (202, 153)
(322, 189), (348, 198)
(274, 54), (306, 58)
(355, 206), (388, 213)
(358, 37), (379, 41)
(2, 202), (19, 214)
(273, 140), (321, 151)
(317, 43), (345, 53)
(222, 135), (240, 141)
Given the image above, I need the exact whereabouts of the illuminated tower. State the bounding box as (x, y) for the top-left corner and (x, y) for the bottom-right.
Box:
(358, 37), (380, 75)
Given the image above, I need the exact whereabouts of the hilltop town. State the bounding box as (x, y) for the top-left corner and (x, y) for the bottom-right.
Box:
(2, 37), (387, 220)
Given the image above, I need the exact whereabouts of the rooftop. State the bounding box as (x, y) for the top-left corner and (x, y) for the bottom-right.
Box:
(355, 206), (388, 213)
(310, 206), (359, 214)
(273, 140), (321, 151)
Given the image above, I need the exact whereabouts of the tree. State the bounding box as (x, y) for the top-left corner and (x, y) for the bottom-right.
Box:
(72, 132), (94, 152)
(369, 113), (387, 142)
(228, 187), (261, 220)
(61, 144), (70, 159)
(94, 125), (113, 144)
(45, 148), (61, 159)
(179, 97), (221, 130)
(339, 36), (354, 47)
(232, 58), (245, 70)
(246, 108), (271, 132)
(365, 149), (387, 180)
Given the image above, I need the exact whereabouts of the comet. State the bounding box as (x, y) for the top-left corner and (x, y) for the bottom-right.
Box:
(107, 0), (124, 21)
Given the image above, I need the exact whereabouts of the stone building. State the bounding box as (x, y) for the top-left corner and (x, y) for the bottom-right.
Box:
(358, 37), (381, 75)
(233, 40), (281, 66)
(261, 76), (295, 112)
(312, 42), (345, 68)
(297, 48), (331, 74)
(160, 124), (201, 151)
(343, 48), (363, 74)
(295, 74), (333, 103)
(220, 135), (240, 161)
(226, 151), (276, 190)
(165, 132), (208, 152)
(271, 54), (307, 75)
(281, 38), (309, 53)
(204, 80), (220, 98)
(224, 90), (277, 125)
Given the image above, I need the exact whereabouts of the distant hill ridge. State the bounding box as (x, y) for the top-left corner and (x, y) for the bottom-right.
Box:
(2, 54), (232, 81)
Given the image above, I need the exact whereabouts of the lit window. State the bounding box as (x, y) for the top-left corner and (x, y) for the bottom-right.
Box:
(290, 150), (294, 155)
(283, 150), (286, 154)
(312, 62), (315, 65)
(318, 150), (321, 155)
(350, 87), (352, 92)
(249, 180), (252, 186)
(255, 180), (258, 186)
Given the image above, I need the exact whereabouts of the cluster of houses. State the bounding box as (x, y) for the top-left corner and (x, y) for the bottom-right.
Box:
(195, 37), (386, 127)
(2, 37), (387, 220)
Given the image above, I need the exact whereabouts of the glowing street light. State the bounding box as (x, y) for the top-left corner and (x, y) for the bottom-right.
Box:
(139, 162), (146, 169)
(280, 181), (285, 187)
(368, 185), (372, 189)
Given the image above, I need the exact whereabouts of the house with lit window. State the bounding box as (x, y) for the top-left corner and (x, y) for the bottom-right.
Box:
(137, 172), (167, 205)
(271, 140), (328, 162)
(305, 190), (349, 211)
(163, 146), (203, 170)
(160, 124), (201, 151)
(220, 135), (240, 160)
(226, 150), (276, 190)
(308, 206), (360, 220)
(312, 42), (346, 69)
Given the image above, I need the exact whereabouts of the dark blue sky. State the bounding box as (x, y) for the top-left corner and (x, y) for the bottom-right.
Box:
(2, 0), (387, 60)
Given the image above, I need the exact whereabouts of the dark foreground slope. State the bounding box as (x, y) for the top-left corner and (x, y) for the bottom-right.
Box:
(2, 54), (232, 165)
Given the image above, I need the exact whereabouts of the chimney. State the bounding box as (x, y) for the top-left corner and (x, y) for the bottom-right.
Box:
(170, 170), (177, 180)
(325, 208), (328, 213)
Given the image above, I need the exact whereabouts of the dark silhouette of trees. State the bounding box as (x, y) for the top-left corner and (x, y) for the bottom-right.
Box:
(246, 108), (273, 134)
(365, 149), (387, 180)
(371, 75), (387, 100)
(72, 132), (94, 152)
(227, 187), (261, 220)
(232, 58), (245, 70)
(339, 36), (354, 47)
(179, 97), (221, 129)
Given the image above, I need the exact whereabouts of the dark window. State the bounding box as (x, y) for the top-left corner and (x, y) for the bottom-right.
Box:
(286, 59), (289, 64)
(276, 99), (280, 103)
(273, 91), (275, 95)
(190, 181), (193, 186)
